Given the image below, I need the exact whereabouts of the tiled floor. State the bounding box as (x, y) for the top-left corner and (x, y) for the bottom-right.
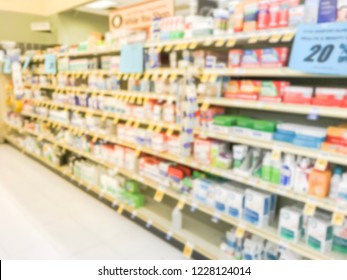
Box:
(0, 144), (184, 260)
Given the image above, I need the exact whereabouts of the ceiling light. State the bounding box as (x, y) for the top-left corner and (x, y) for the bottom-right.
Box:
(85, 0), (117, 10)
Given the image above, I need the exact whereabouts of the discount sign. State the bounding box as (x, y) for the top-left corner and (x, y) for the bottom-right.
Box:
(289, 22), (347, 76)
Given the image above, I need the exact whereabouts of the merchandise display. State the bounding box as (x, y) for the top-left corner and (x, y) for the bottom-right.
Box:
(2, 0), (347, 261)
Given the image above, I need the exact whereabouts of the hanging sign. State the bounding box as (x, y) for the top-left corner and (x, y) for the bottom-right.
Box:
(109, 0), (174, 31)
(289, 22), (347, 76)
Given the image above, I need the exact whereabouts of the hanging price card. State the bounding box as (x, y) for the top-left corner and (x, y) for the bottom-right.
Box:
(183, 242), (194, 258)
(154, 189), (165, 202)
(226, 39), (236, 47)
(215, 39), (226, 47)
(188, 42), (198, 50)
(304, 202), (316, 216)
(236, 225), (246, 238)
(269, 34), (281, 43)
(117, 204), (124, 214)
(332, 211), (345, 226)
(289, 23), (347, 75)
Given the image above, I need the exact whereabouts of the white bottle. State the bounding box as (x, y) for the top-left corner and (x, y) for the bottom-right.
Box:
(338, 173), (347, 203)
(329, 167), (343, 199)
(172, 207), (183, 231)
(280, 154), (296, 189)
(294, 158), (312, 194)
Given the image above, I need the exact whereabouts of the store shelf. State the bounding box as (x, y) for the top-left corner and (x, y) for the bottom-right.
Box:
(57, 47), (121, 58)
(25, 101), (181, 131)
(199, 97), (347, 120)
(195, 128), (347, 167)
(3, 133), (226, 260)
(6, 122), (347, 260)
(23, 84), (176, 100)
(200, 67), (342, 78)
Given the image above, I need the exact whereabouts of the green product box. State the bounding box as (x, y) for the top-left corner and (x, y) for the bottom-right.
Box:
(213, 115), (237, 127)
(236, 116), (253, 129)
(253, 120), (277, 133)
(125, 180), (140, 193)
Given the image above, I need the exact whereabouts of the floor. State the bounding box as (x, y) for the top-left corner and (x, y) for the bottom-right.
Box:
(0, 144), (184, 260)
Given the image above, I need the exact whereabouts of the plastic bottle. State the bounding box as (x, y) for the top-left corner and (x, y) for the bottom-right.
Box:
(280, 154), (296, 189)
(271, 158), (282, 185)
(261, 152), (272, 181)
(172, 207), (183, 231)
(329, 166), (343, 199)
(308, 167), (332, 198)
(294, 158), (312, 194)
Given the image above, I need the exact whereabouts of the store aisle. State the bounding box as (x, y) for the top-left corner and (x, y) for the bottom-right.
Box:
(0, 144), (184, 260)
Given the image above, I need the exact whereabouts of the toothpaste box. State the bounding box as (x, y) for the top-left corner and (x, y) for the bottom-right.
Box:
(257, 1), (270, 29)
(306, 213), (333, 253)
(338, 0), (347, 21)
(260, 81), (290, 102)
(193, 178), (216, 207)
(194, 138), (212, 164)
(244, 189), (271, 227)
(214, 184), (232, 213)
(243, 1), (259, 31)
(279, 206), (304, 243)
(224, 80), (241, 98)
(228, 50), (243, 68)
(312, 87), (347, 107)
(283, 86), (314, 104)
(241, 49), (262, 68)
(261, 47), (289, 68)
(238, 80), (261, 100)
(318, 0), (338, 23)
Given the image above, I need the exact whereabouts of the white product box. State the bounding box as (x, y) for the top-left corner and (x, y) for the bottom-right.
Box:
(279, 206), (303, 243)
(193, 178), (216, 207)
(244, 189), (271, 227)
(227, 187), (245, 219)
(306, 213), (333, 253)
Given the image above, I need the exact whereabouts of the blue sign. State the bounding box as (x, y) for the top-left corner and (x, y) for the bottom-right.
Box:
(289, 22), (347, 76)
(44, 54), (57, 74)
(119, 44), (144, 74)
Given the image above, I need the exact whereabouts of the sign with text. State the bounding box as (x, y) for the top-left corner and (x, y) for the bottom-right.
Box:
(109, 0), (174, 31)
(289, 23), (347, 76)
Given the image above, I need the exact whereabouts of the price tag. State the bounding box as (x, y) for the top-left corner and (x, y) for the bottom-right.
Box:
(117, 204), (124, 214)
(304, 202), (316, 216)
(169, 74), (178, 82)
(269, 34), (282, 43)
(209, 74), (218, 82)
(142, 73), (150, 80)
(136, 97), (143, 105)
(181, 43), (189, 50)
(176, 198), (185, 210)
(147, 123), (155, 132)
(166, 231), (173, 241)
(126, 119), (133, 127)
(129, 95), (136, 104)
(282, 33), (295, 42)
(156, 46), (163, 53)
(314, 157), (328, 171)
(146, 219), (152, 228)
(332, 211), (345, 226)
(211, 211), (221, 223)
(133, 121), (140, 129)
(201, 102), (210, 111)
(92, 136), (98, 142)
(166, 128), (174, 137)
(164, 45), (173, 52)
(183, 242), (194, 258)
(226, 39), (237, 47)
(215, 39), (226, 47)
(236, 225), (246, 238)
(135, 148), (141, 157)
(154, 189), (165, 202)
(154, 126), (162, 133)
(203, 40), (214, 47)
(271, 147), (282, 161)
(188, 42), (198, 50)
(248, 36), (258, 44)
(123, 74), (129, 80)
(101, 114), (107, 122)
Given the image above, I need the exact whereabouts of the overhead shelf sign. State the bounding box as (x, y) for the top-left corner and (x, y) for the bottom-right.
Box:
(109, 0), (174, 31)
(289, 22), (347, 76)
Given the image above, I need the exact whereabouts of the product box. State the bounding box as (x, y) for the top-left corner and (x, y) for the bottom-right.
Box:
(224, 80), (241, 98)
(268, 1), (281, 28)
(139, 156), (161, 181)
(304, 0), (320, 23)
(244, 189), (271, 227)
(193, 178), (216, 207)
(261, 47), (289, 67)
(227, 186), (245, 219)
(289, 5), (305, 26)
(194, 138), (212, 164)
(318, 0), (338, 23)
(241, 49), (262, 68)
(228, 50), (243, 68)
(243, 1), (259, 31)
(326, 126), (347, 146)
(283, 86), (314, 104)
(212, 115), (237, 134)
(257, 1), (270, 29)
(312, 87), (347, 107)
(237, 80), (262, 100)
(124, 148), (138, 171)
(306, 214), (333, 253)
(233, 2), (245, 32)
(259, 81), (290, 102)
(338, 0), (347, 21)
(332, 218), (347, 254)
(279, 206), (304, 243)
(215, 184), (232, 213)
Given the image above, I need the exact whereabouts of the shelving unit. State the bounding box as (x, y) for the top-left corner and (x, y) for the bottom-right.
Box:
(6, 22), (347, 261)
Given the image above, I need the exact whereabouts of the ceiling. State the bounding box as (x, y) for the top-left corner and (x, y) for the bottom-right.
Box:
(76, 0), (190, 16)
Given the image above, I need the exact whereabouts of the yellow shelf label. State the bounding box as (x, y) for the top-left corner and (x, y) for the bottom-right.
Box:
(135, 148), (141, 157)
(147, 123), (155, 131)
(166, 128), (174, 137)
(142, 73), (150, 80)
(177, 199), (185, 210)
(126, 119), (133, 127)
(154, 190), (165, 202)
(169, 74), (178, 82)
(151, 73), (159, 81)
(209, 74), (218, 82)
(136, 97), (143, 105)
(226, 39), (237, 47)
(282, 33), (295, 42)
(269, 34), (282, 43)
(248, 36), (258, 44)
(332, 212), (345, 226)
(304, 202), (316, 216)
(215, 39), (226, 47)
(236, 226), (246, 238)
(156, 46), (163, 53)
(271, 148), (282, 162)
(133, 121), (140, 129)
(201, 102), (210, 111)
(188, 42), (198, 50)
(164, 45), (173, 52)
(117, 204), (124, 214)
(113, 118), (119, 124)
(183, 243), (193, 258)
(314, 158), (328, 172)
(101, 114), (107, 122)
(154, 126), (162, 133)
(200, 74), (209, 83)
(129, 96), (136, 104)
(203, 40), (214, 47)
(92, 136), (98, 142)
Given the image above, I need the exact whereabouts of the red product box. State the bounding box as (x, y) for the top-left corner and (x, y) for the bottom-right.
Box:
(283, 86), (313, 105)
(228, 49), (243, 68)
(257, 2), (270, 30)
(278, 3), (289, 27)
(237, 80), (261, 100)
(224, 80), (241, 98)
(268, 1), (280, 28)
(241, 49), (262, 68)
(261, 47), (289, 67)
(322, 142), (347, 155)
(168, 166), (187, 183)
(312, 88), (347, 107)
(326, 136), (347, 147)
(259, 81), (290, 103)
